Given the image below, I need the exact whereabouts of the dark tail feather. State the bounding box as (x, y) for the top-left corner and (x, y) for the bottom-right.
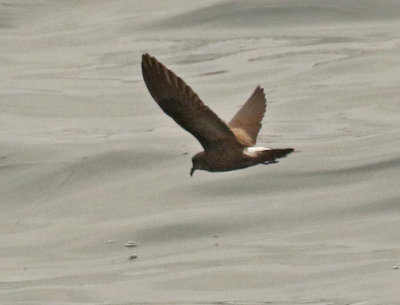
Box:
(259, 148), (294, 164)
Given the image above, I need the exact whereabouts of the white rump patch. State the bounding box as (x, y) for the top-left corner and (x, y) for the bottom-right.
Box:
(243, 146), (271, 157)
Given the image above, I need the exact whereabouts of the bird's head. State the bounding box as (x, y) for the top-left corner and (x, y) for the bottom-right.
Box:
(190, 152), (208, 177)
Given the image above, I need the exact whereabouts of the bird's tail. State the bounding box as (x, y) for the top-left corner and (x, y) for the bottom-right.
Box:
(259, 148), (294, 164)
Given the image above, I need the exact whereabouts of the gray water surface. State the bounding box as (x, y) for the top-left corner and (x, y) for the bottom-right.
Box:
(1, 1), (400, 304)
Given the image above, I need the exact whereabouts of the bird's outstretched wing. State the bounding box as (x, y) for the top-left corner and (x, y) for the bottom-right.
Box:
(142, 53), (241, 151)
(229, 86), (266, 146)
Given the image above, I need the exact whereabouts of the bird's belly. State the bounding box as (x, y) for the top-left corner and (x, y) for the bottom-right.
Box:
(206, 152), (256, 172)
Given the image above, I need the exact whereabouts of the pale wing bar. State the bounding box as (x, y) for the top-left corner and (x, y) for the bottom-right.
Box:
(229, 86), (266, 146)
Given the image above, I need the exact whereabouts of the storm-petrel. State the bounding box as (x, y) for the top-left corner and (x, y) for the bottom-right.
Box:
(141, 53), (293, 176)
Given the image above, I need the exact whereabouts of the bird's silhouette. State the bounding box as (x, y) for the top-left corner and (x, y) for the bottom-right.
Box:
(142, 53), (293, 176)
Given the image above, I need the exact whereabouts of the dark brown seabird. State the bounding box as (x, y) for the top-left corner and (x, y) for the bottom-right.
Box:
(141, 53), (294, 176)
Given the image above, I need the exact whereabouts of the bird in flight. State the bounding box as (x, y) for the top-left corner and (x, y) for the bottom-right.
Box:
(141, 53), (294, 176)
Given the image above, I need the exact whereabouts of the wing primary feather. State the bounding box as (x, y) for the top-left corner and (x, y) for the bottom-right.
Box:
(142, 53), (241, 151)
(229, 85), (267, 146)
